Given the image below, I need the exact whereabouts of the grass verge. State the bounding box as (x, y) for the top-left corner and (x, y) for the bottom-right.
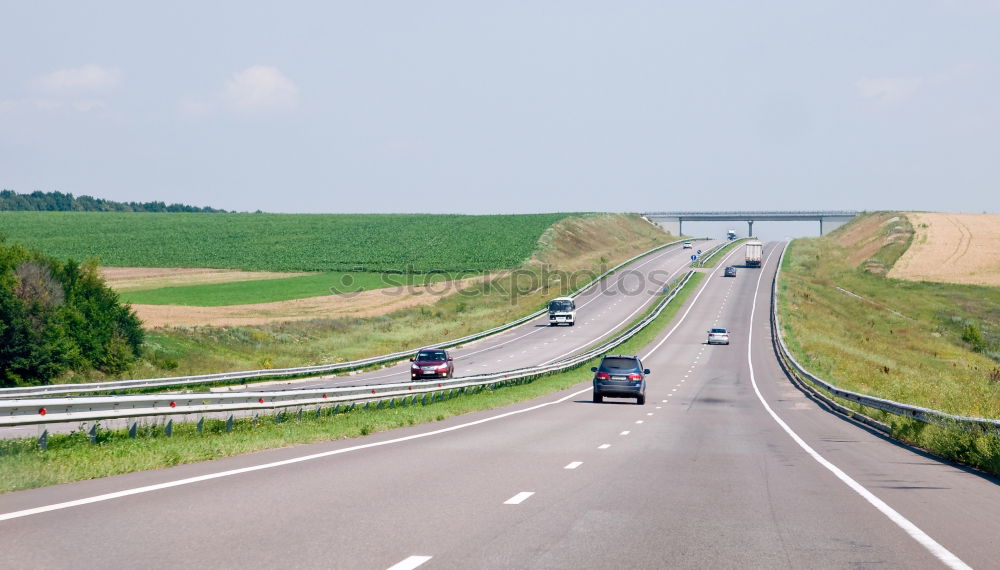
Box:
(779, 215), (1000, 475)
(0, 273), (704, 493)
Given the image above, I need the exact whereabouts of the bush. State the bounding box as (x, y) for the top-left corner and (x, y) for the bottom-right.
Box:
(0, 238), (143, 386)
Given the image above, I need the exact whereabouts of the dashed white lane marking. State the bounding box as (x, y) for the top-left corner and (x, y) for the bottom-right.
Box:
(656, 407), (662, 410)
(641, 244), (744, 360)
(564, 462), (583, 470)
(598, 444), (611, 449)
(635, 420), (644, 424)
(387, 556), (433, 570)
(661, 400), (668, 403)
(746, 245), (970, 570)
(504, 492), (535, 505)
(620, 431), (630, 435)
(0, 387), (595, 522)
(646, 412), (654, 416)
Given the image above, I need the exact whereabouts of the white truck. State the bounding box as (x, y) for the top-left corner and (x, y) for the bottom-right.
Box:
(745, 241), (763, 268)
(548, 297), (576, 326)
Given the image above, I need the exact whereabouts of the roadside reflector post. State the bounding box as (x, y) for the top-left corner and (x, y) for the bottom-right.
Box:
(314, 406), (321, 419)
(275, 411), (282, 424)
(128, 421), (138, 439)
(252, 414), (258, 427)
(87, 422), (97, 444)
(165, 419), (173, 438)
(37, 426), (48, 451)
(297, 408), (303, 421)
(226, 415), (234, 433)
(197, 417), (204, 434)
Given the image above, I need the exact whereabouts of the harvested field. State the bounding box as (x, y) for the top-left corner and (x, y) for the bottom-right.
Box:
(134, 273), (500, 328)
(101, 267), (312, 292)
(889, 213), (1000, 286)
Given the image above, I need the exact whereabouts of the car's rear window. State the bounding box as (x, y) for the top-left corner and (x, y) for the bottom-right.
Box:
(710, 328), (728, 333)
(601, 357), (639, 371)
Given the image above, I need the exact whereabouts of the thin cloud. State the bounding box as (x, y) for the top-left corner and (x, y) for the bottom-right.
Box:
(32, 64), (121, 94)
(220, 65), (299, 113)
(857, 76), (924, 102)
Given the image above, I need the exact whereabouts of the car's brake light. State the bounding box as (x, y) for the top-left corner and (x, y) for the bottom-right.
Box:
(596, 373), (610, 380)
(628, 373), (642, 381)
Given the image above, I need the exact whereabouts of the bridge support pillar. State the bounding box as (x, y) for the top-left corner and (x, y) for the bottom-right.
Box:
(820, 218), (824, 235)
(747, 220), (754, 237)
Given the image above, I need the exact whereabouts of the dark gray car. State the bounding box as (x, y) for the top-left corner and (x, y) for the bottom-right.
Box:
(724, 266), (737, 277)
(592, 355), (649, 405)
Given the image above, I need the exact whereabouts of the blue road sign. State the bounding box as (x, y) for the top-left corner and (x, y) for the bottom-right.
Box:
(697, 249), (702, 255)
(690, 255), (697, 261)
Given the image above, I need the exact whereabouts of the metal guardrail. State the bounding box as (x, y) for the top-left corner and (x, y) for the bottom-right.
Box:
(691, 238), (744, 268)
(771, 244), (1000, 434)
(0, 238), (694, 399)
(0, 272), (696, 428)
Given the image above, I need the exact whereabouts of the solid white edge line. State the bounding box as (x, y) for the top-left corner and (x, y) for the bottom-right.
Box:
(640, 244), (744, 360)
(746, 244), (971, 570)
(0, 387), (593, 522)
(387, 556), (433, 570)
(504, 491), (535, 505)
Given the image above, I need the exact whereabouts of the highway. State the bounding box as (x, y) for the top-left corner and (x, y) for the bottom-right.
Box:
(258, 241), (713, 392)
(2, 241), (998, 568)
(0, 241), (713, 441)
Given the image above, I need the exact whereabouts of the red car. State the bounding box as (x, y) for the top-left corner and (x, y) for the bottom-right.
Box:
(410, 349), (454, 380)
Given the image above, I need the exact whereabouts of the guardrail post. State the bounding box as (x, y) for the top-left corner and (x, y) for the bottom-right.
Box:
(38, 426), (48, 450)
(197, 417), (204, 434)
(165, 419), (173, 437)
(226, 415), (234, 432)
(128, 421), (138, 438)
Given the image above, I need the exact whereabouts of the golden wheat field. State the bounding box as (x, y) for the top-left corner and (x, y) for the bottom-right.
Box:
(889, 212), (1000, 286)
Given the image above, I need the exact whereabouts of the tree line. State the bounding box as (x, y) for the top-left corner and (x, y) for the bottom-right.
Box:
(0, 190), (228, 213)
(0, 237), (144, 387)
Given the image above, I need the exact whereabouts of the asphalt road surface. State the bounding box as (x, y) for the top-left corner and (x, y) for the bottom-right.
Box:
(2, 241), (997, 569)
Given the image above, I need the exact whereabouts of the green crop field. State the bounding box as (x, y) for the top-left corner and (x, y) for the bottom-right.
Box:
(121, 271), (467, 306)
(0, 212), (574, 272)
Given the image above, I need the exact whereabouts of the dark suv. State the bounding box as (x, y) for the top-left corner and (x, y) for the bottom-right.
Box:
(591, 355), (649, 405)
(410, 349), (454, 380)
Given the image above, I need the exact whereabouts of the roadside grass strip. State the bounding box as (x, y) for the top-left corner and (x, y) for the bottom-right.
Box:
(779, 233), (1000, 476)
(0, 273), (703, 493)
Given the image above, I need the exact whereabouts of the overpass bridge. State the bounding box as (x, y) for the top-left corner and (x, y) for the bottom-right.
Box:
(642, 210), (861, 237)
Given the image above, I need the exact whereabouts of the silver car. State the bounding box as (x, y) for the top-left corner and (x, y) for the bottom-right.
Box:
(707, 327), (730, 345)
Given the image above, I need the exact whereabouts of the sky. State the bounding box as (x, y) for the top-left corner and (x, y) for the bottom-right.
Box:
(2, 1), (999, 232)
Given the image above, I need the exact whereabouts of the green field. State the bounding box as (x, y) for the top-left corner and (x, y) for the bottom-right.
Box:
(121, 271), (467, 306)
(0, 212), (574, 272)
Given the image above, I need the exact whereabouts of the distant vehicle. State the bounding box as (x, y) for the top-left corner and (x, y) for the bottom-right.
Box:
(745, 240), (763, 268)
(548, 297), (576, 326)
(410, 349), (454, 380)
(707, 327), (730, 345)
(724, 266), (737, 277)
(682, 241), (693, 249)
(592, 355), (649, 404)
(727, 229), (737, 240)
